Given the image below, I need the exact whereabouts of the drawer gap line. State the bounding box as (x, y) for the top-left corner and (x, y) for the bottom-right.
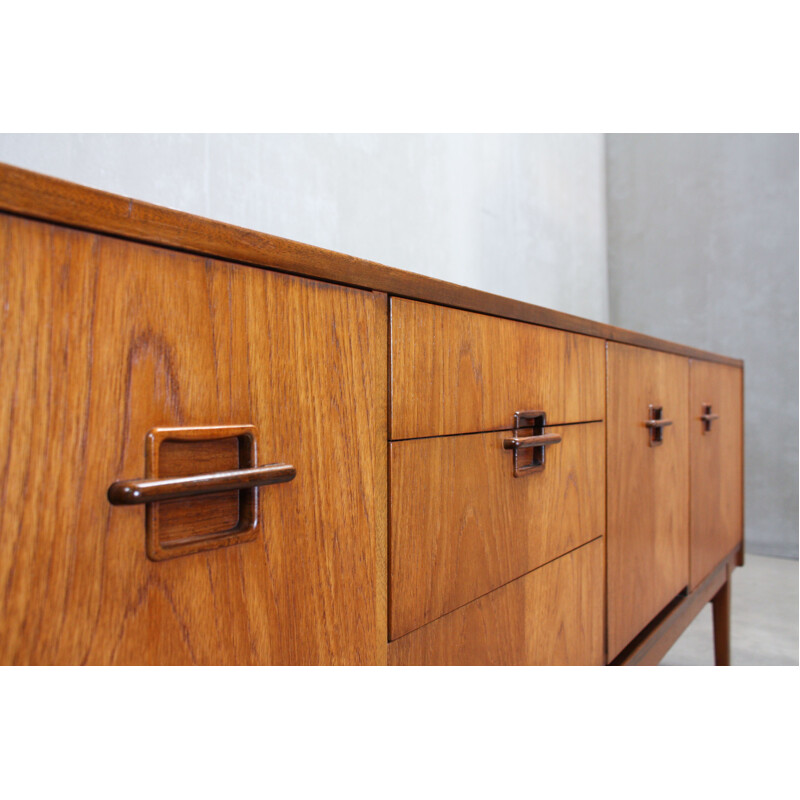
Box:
(389, 534), (604, 643)
(390, 419), (604, 444)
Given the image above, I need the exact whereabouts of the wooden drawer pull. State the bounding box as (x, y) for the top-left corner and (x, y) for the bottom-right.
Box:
(504, 410), (561, 476)
(502, 432), (562, 450)
(107, 463), (296, 505)
(701, 403), (720, 433)
(645, 404), (672, 446)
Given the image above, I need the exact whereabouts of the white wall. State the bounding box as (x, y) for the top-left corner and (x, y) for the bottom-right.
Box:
(0, 133), (610, 322)
(606, 134), (799, 559)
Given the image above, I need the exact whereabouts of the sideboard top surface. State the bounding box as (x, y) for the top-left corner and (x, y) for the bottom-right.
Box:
(0, 161), (742, 367)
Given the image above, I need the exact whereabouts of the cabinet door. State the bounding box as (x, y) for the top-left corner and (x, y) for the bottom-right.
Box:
(0, 214), (386, 665)
(607, 343), (689, 660)
(689, 360), (743, 589)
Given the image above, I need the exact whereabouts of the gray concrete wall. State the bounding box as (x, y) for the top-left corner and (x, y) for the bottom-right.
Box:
(0, 133), (609, 322)
(606, 134), (799, 558)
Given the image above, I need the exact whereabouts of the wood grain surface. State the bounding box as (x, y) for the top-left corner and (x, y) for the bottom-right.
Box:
(390, 298), (606, 439)
(712, 571), (732, 666)
(390, 422), (605, 638)
(606, 342), (690, 660)
(388, 538), (604, 666)
(0, 162), (742, 367)
(0, 213), (387, 665)
(689, 360), (744, 590)
(152, 431), (247, 549)
(612, 545), (738, 666)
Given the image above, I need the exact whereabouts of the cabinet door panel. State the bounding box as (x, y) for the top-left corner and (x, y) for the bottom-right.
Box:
(607, 343), (689, 660)
(689, 360), (743, 589)
(388, 538), (604, 666)
(0, 214), (386, 665)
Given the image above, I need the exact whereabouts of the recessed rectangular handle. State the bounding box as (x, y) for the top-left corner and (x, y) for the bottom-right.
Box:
(701, 403), (720, 433)
(646, 404), (671, 446)
(107, 463), (296, 505)
(504, 410), (561, 476)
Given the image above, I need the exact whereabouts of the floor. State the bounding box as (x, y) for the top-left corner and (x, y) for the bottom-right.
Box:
(660, 554), (799, 666)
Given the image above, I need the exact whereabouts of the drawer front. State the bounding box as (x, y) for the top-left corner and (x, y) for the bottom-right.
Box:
(390, 421), (605, 639)
(606, 342), (690, 660)
(389, 538), (604, 666)
(689, 360), (743, 589)
(390, 298), (605, 440)
(0, 214), (386, 665)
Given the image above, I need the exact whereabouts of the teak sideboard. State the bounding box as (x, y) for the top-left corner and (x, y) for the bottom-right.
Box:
(0, 163), (744, 666)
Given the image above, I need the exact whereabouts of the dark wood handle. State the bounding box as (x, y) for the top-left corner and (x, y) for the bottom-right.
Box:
(700, 403), (720, 433)
(644, 419), (673, 429)
(107, 463), (296, 505)
(503, 432), (562, 450)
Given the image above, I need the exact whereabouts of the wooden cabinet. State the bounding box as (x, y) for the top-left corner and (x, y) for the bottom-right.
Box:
(689, 360), (744, 589)
(0, 214), (387, 665)
(0, 163), (746, 666)
(606, 343), (690, 660)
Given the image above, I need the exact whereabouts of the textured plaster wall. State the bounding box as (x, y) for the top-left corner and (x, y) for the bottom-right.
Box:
(606, 134), (799, 558)
(0, 133), (609, 322)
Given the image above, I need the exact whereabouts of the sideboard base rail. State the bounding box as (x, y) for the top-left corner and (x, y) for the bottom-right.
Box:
(612, 544), (741, 666)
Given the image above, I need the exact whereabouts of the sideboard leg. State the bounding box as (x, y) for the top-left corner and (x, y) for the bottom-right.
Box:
(712, 579), (731, 666)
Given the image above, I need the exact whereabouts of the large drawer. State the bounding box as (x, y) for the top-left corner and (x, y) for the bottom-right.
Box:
(390, 420), (605, 639)
(389, 537), (604, 666)
(390, 297), (605, 440)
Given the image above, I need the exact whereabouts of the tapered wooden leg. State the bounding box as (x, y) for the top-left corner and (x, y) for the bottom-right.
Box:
(712, 578), (731, 666)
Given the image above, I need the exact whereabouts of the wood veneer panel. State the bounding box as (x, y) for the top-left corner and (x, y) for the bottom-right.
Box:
(154, 436), (242, 545)
(390, 421), (605, 639)
(689, 360), (743, 590)
(0, 213), (386, 665)
(0, 162), (742, 367)
(612, 546), (738, 666)
(388, 538), (604, 666)
(606, 343), (690, 661)
(390, 298), (605, 439)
